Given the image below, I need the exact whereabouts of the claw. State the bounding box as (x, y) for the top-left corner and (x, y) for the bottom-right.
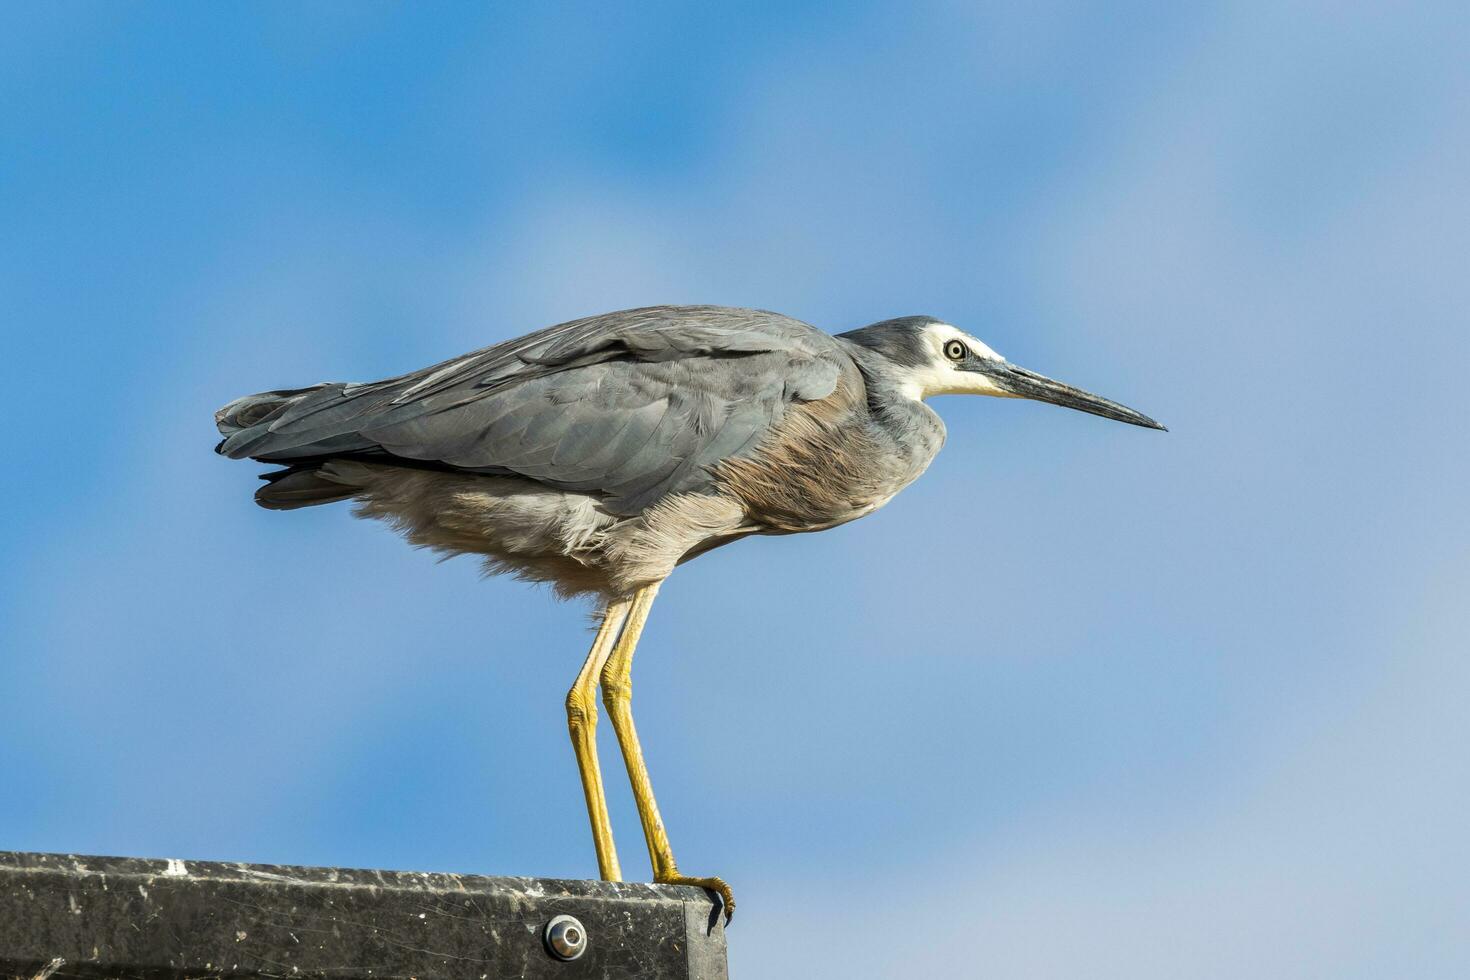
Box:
(657, 872), (735, 923)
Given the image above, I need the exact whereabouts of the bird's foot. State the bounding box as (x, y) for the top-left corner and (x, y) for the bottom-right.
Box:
(655, 870), (734, 923)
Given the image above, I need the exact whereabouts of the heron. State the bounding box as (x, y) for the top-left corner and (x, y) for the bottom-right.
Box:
(215, 304), (1163, 920)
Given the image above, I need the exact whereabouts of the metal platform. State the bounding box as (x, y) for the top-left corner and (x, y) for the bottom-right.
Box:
(0, 851), (727, 980)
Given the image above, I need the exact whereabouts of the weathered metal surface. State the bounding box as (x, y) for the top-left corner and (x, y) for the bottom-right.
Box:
(0, 852), (726, 980)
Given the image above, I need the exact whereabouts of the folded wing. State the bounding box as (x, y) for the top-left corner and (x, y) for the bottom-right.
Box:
(215, 305), (851, 515)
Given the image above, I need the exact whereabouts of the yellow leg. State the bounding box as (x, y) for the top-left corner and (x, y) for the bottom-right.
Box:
(600, 582), (735, 921)
(566, 598), (632, 882)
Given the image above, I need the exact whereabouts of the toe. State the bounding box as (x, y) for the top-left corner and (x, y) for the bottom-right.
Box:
(659, 874), (735, 923)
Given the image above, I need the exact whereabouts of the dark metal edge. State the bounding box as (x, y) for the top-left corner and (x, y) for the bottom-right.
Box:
(0, 851), (727, 980)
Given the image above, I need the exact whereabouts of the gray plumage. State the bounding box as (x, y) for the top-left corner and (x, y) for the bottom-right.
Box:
(219, 306), (843, 511)
(214, 302), (1163, 913)
(216, 304), (1160, 598)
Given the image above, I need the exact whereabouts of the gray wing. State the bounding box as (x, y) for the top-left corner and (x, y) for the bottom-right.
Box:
(216, 305), (853, 515)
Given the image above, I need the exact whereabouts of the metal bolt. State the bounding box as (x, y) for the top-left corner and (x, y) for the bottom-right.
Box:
(543, 914), (588, 961)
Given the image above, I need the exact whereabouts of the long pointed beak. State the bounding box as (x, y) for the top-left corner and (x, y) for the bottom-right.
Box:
(975, 360), (1166, 430)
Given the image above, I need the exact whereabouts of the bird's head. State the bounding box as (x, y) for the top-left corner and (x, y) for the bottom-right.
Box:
(840, 316), (1165, 430)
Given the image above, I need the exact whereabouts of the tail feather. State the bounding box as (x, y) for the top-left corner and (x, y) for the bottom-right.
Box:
(253, 465), (358, 511)
(214, 383), (381, 460)
(215, 381), (451, 510)
(216, 385), (326, 455)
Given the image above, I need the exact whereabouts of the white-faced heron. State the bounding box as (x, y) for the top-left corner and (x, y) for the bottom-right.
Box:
(215, 304), (1164, 919)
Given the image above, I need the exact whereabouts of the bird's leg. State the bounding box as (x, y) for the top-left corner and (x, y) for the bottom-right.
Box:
(600, 582), (735, 921)
(566, 597), (632, 882)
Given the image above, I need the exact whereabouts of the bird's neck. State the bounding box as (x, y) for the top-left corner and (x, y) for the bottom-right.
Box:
(841, 342), (948, 473)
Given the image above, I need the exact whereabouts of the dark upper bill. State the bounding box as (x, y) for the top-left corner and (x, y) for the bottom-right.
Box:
(972, 360), (1166, 431)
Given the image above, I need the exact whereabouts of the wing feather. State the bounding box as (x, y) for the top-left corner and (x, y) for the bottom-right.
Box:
(217, 305), (852, 515)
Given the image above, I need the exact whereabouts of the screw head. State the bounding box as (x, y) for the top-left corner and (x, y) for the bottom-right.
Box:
(544, 914), (588, 961)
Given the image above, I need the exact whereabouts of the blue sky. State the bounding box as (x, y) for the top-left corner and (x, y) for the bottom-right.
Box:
(4, 3), (1468, 976)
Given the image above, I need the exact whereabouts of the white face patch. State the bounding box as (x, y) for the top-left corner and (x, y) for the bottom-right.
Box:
(892, 321), (1014, 400)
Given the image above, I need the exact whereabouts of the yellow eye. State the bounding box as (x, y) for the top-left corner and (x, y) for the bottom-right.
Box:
(944, 339), (967, 361)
